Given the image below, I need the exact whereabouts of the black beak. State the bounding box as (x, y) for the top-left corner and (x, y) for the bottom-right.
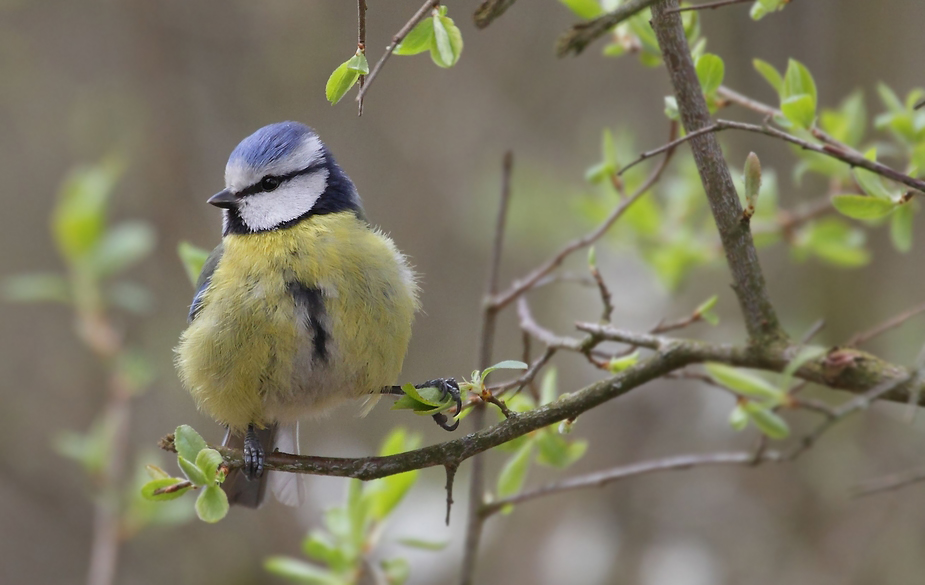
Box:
(207, 189), (237, 209)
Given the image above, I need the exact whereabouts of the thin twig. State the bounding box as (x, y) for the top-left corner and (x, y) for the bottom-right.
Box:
(356, 0), (439, 106)
(590, 265), (615, 323)
(490, 122), (678, 312)
(853, 466), (925, 498)
(356, 0), (367, 116)
(845, 300), (925, 348)
(619, 119), (925, 194)
(460, 151), (515, 585)
(666, 0), (751, 13)
(480, 450), (783, 516)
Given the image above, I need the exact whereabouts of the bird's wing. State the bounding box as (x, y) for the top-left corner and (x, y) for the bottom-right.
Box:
(187, 242), (224, 323)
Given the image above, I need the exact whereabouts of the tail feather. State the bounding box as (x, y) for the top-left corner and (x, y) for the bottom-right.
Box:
(221, 425), (276, 509)
(268, 423), (308, 507)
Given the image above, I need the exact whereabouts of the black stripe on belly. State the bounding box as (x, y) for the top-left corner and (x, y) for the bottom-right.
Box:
(287, 281), (328, 363)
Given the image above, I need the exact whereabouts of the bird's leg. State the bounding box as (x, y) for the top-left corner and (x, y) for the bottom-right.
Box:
(382, 378), (462, 432)
(243, 423), (266, 480)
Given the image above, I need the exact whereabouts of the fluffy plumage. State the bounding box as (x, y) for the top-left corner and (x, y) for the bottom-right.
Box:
(175, 122), (419, 507)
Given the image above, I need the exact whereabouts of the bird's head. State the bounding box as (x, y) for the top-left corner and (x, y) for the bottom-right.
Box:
(210, 121), (363, 234)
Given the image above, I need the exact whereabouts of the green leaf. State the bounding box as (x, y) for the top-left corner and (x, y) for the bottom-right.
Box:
(729, 404), (749, 431)
(853, 150), (895, 200)
(174, 425), (208, 462)
(705, 363), (784, 401)
(346, 52), (369, 75)
(743, 403), (790, 439)
(891, 203), (915, 253)
(52, 157), (125, 261)
(695, 54), (724, 95)
(695, 295), (718, 316)
(145, 464), (170, 480)
(265, 557), (342, 585)
(177, 242), (210, 288)
(178, 456), (209, 486)
(195, 448), (224, 481)
(394, 17), (434, 56)
(877, 82), (905, 114)
(325, 59), (360, 105)
(367, 428), (421, 520)
(607, 351), (639, 373)
(781, 94), (816, 129)
(140, 478), (190, 501)
(87, 221), (156, 277)
(820, 90), (866, 147)
(496, 440), (533, 512)
(195, 485), (228, 523)
(536, 432), (587, 468)
(539, 368), (558, 406)
(831, 195), (896, 220)
(397, 537), (449, 550)
(753, 59), (783, 96)
(430, 12), (463, 68)
(799, 219), (870, 268)
(783, 59), (817, 107)
(106, 281), (153, 314)
(381, 558), (411, 585)
(3, 273), (70, 304)
(781, 346), (825, 391)
(481, 360), (529, 379)
(559, 0), (604, 18)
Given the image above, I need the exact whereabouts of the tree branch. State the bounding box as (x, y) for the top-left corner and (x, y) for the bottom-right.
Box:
(473, 0), (518, 29)
(356, 0), (367, 116)
(651, 0), (786, 345)
(480, 450), (782, 516)
(556, 0), (662, 57)
(355, 0), (440, 106)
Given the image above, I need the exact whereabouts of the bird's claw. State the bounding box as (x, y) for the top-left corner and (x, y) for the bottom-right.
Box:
(417, 378), (461, 432)
(243, 424), (265, 480)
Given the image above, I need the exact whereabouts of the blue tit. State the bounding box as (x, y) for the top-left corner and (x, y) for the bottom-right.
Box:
(176, 121), (423, 507)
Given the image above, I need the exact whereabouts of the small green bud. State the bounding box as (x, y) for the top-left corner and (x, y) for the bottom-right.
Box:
(587, 246), (597, 269)
(743, 152), (761, 220)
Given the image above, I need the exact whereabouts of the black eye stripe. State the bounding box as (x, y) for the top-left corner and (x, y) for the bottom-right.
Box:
(236, 160), (327, 198)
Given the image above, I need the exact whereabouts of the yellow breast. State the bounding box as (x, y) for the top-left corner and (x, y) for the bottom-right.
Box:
(175, 212), (419, 431)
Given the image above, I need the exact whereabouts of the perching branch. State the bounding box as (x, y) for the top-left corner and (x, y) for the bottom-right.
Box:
(556, 0), (662, 57)
(355, 0), (440, 105)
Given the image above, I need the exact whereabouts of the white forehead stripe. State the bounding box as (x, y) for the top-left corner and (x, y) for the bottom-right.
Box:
(224, 134), (324, 193)
(236, 169), (330, 232)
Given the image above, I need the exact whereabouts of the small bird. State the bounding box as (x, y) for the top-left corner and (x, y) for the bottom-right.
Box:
(176, 122), (457, 507)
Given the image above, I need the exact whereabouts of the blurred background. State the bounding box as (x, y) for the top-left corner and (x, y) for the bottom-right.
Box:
(3, 0), (925, 583)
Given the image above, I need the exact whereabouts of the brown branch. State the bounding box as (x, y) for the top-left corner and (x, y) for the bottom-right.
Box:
(845, 300), (925, 348)
(356, 0), (367, 116)
(666, 0), (751, 13)
(460, 151), (514, 585)
(556, 0), (662, 57)
(473, 0), (518, 29)
(489, 122), (677, 312)
(480, 450), (782, 516)
(651, 1), (785, 346)
(853, 466), (925, 498)
(590, 264), (615, 323)
(355, 0), (439, 106)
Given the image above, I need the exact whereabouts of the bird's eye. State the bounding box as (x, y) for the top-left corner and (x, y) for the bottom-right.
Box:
(260, 176), (281, 191)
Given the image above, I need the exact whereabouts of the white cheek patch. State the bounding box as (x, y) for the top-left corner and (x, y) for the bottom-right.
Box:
(225, 135), (324, 193)
(238, 169), (330, 232)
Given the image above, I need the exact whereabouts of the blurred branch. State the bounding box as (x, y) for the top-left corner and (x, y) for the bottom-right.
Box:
(355, 0), (439, 106)
(473, 0), (518, 29)
(853, 466), (925, 498)
(460, 151), (514, 585)
(480, 450), (783, 517)
(556, 0), (661, 57)
(651, 0), (786, 346)
(845, 300), (925, 348)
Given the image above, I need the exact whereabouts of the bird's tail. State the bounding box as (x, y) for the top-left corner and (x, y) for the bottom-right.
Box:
(221, 423), (307, 508)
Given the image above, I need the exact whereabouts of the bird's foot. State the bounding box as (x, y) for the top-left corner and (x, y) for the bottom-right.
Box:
(243, 424), (266, 480)
(416, 378), (461, 432)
